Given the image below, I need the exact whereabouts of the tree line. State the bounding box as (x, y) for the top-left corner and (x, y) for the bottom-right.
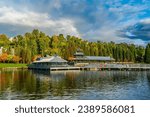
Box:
(0, 29), (150, 64)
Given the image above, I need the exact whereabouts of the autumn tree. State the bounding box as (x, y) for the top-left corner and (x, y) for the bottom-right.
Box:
(13, 56), (21, 63)
(0, 29), (149, 64)
(0, 53), (8, 63)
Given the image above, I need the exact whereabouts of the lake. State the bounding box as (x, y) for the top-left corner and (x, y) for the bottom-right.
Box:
(0, 69), (150, 100)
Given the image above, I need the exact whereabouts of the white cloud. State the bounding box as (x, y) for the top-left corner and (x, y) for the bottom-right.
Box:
(141, 18), (150, 24)
(0, 6), (80, 37)
(109, 4), (146, 13)
(0, 0), (149, 45)
(53, 0), (61, 9)
(83, 27), (122, 42)
(109, 4), (147, 22)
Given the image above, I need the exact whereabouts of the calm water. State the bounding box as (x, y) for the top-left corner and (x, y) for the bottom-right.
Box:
(0, 69), (150, 100)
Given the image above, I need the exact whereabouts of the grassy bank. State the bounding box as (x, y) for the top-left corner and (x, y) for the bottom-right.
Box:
(0, 63), (28, 68)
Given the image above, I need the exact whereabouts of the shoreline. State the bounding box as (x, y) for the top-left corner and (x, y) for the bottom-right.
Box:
(0, 67), (28, 70)
(29, 63), (150, 71)
(1, 63), (150, 71)
(0, 63), (28, 70)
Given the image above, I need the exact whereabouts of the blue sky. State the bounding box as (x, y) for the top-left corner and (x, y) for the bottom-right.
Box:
(0, 0), (150, 45)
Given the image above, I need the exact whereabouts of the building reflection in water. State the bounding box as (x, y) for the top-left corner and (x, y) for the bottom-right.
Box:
(0, 69), (150, 100)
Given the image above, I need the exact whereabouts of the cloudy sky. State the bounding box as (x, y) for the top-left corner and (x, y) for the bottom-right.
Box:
(0, 0), (150, 45)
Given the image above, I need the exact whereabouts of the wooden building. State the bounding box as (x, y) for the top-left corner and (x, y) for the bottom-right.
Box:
(72, 49), (115, 63)
(28, 55), (68, 69)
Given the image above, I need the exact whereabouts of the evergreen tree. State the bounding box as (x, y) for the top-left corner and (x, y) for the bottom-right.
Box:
(145, 43), (150, 63)
(1, 29), (150, 64)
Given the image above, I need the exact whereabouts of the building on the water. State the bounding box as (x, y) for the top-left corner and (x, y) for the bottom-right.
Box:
(70, 49), (115, 63)
(28, 55), (68, 69)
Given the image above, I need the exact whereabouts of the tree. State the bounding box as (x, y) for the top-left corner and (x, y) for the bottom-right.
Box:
(0, 34), (10, 47)
(0, 53), (8, 63)
(13, 56), (21, 63)
(1, 29), (149, 64)
(145, 43), (150, 63)
(7, 55), (13, 63)
(136, 46), (145, 63)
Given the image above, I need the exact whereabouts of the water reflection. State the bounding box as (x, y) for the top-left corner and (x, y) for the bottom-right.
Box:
(0, 69), (150, 100)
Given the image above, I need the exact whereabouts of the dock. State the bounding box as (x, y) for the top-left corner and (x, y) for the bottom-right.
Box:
(28, 64), (150, 71)
(81, 64), (150, 71)
(50, 67), (81, 71)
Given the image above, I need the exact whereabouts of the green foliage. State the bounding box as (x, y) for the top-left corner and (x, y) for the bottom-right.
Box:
(0, 34), (10, 47)
(0, 63), (27, 68)
(0, 29), (149, 64)
(145, 43), (150, 63)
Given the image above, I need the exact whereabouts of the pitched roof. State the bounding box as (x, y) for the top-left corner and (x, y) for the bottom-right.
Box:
(34, 56), (68, 63)
(74, 56), (115, 61)
(50, 56), (68, 63)
(86, 56), (115, 61)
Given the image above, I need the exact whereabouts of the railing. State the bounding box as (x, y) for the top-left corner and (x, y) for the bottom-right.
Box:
(83, 63), (150, 69)
(29, 63), (150, 70)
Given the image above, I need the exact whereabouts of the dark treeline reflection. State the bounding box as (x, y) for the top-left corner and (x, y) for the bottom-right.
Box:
(0, 70), (150, 100)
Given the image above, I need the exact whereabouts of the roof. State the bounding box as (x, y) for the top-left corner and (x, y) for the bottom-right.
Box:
(86, 56), (115, 61)
(74, 52), (84, 56)
(33, 56), (68, 63)
(74, 56), (115, 61)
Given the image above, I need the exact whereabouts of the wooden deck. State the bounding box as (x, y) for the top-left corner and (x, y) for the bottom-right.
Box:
(50, 67), (80, 71)
(81, 64), (150, 71)
(28, 64), (150, 71)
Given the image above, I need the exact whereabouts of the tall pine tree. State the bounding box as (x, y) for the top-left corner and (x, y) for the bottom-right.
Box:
(145, 43), (150, 63)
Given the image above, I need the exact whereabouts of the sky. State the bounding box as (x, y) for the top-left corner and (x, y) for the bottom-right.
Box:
(0, 0), (150, 45)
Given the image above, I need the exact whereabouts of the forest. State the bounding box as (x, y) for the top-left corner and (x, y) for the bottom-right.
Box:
(0, 29), (150, 64)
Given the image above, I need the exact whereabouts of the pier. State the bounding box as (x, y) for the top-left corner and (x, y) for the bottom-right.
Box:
(29, 64), (150, 71)
(50, 67), (81, 71)
(81, 64), (150, 71)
